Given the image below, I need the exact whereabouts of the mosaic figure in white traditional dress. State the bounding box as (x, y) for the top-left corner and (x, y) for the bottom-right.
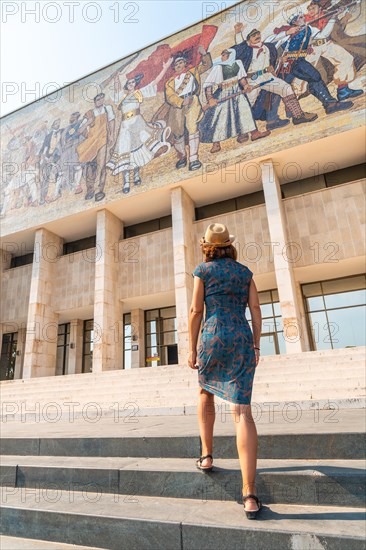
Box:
(107, 59), (173, 194)
(200, 48), (270, 153)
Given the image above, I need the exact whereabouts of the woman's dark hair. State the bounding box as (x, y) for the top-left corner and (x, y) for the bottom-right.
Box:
(124, 73), (144, 90)
(202, 244), (237, 262)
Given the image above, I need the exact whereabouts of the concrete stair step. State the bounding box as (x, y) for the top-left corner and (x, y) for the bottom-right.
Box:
(0, 535), (103, 550)
(2, 387), (365, 408)
(1, 488), (365, 550)
(1, 455), (365, 508)
(3, 399), (366, 427)
(0, 346), (364, 390)
(1, 431), (365, 460)
(1, 364), (365, 399)
(2, 370), (365, 398)
(1, 369), (363, 397)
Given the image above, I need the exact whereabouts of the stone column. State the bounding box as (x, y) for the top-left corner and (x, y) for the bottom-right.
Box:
(67, 319), (83, 374)
(0, 248), (12, 272)
(23, 228), (63, 378)
(0, 249), (12, 350)
(130, 308), (145, 368)
(0, 324), (3, 365)
(93, 209), (123, 372)
(294, 281), (311, 351)
(1, 246), (20, 379)
(14, 326), (26, 379)
(171, 187), (196, 366)
(260, 160), (306, 353)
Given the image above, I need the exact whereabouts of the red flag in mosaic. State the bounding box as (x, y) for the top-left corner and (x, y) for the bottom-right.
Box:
(126, 25), (218, 92)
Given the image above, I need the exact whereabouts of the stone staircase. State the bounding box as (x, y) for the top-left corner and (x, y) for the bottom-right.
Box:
(0, 409), (365, 549)
(1, 347), (365, 421)
(1, 347), (365, 549)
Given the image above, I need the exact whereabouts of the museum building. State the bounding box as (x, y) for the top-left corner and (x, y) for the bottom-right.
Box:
(0, 2), (365, 381)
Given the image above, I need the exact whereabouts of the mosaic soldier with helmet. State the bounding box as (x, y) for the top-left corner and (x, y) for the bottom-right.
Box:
(299, 0), (364, 101)
(267, 12), (356, 114)
(232, 25), (318, 130)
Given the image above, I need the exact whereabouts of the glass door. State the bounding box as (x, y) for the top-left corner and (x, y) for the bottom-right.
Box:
(0, 333), (18, 380)
(145, 307), (178, 367)
(56, 323), (70, 375)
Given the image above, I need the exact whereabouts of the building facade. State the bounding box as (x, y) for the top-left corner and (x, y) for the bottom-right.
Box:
(1, 0), (365, 380)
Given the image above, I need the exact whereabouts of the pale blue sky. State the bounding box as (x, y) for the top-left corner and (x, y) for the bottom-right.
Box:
(1, 0), (240, 117)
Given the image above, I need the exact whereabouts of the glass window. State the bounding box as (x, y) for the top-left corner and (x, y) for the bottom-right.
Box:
(302, 275), (366, 350)
(325, 163), (365, 187)
(326, 306), (365, 349)
(306, 296), (325, 312)
(145, 320), (157, 334)
(145, 306), (178, 366)
(146, 334), (157, 348)
(0, 333), (18, 380)
(161, 331), (178, 346)
(246, 289), (283, 355)
(322, 275), (365, 295)
(325, 289), (366, 309)
(308, 311), (332, 350)
(63, 236), (96, 255)
(236, 191), (265, 210)
(162, 319), (176, 332)
(259, 303), (273, 318)
(159, 215), (173, 229)
(281, 175), (326, 198)
(302, 282), (322, 297)
(195, 199), (236, 220)
(258, 291), (272, 304)
(277, 333), (287, 354)
(82, 319), (94, 373)
(56, 323), (70, 376)
(258, 334), (277, 356)
(160, 307), (176, 319)
(146, 309), (159, 322)
(10, 253), (34, 269)
(123, 313), (132, 370)
(195, 191), (265, 221)
(124, 216), (172, 239)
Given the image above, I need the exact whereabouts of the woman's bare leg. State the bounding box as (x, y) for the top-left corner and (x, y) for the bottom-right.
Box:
(197, 388), (215, 467)
(231, 403), (259, 511)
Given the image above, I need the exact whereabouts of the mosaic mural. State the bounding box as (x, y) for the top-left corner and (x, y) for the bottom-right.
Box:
(1, 0), (365, 234)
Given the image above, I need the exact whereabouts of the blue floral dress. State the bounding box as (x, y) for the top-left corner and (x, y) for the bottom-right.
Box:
(192, 257), (256, 405)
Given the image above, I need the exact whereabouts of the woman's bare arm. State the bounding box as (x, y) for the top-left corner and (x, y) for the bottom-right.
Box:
(188, 276), (205, 363)
(248, 278), (262, 347)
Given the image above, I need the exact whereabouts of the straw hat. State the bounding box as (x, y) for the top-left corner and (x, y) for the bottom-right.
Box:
(200, 223), (236, 247)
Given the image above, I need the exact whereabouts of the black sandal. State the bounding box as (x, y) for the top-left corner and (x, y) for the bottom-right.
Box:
(196, 454), (213, 472)
(243, 494), (262, 519)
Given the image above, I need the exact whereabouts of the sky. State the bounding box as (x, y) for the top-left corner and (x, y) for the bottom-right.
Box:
(1, 0), (241, 117)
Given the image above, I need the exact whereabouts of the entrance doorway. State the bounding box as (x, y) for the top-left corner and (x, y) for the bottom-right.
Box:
(0, 333), (18, 380)
(145, 306), (178, 367)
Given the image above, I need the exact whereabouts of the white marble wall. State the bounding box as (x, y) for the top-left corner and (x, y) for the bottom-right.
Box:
(118, 228), (175, 298)
(193, 203), (273, 274)
(284, 179), (366, 264)
(53, 251), (95, 311)
(171, 187), (196, 366)
(0, 264), (32, 324)
(0, 179), (364, 376)
(93, 210), (123, 372)
(22, 228), (63, 378)
(260, 160), (306, 353)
